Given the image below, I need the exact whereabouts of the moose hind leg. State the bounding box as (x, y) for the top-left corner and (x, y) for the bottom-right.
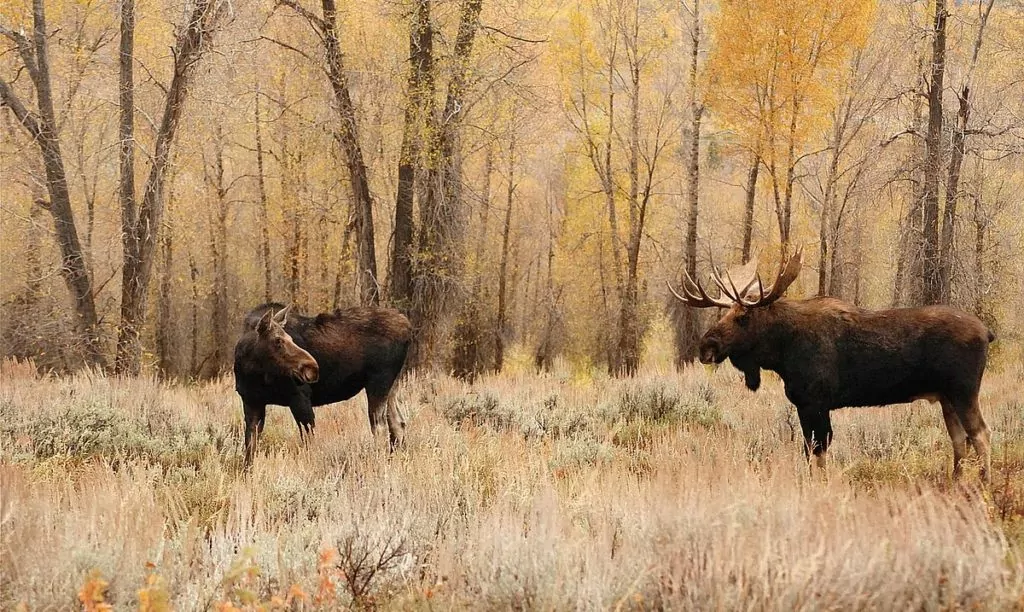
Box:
(955, 396), (991, 483)
(366, 392), (388, 438)
(940, 399), (968, 480)
(384, 393), (406, 451)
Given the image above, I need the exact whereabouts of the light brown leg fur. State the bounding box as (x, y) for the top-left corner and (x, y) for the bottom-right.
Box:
(940, 399), (969, 480)
(367, 394), (387, 436)
(385, 394), (406, 451)
(955, 397), (991, 484)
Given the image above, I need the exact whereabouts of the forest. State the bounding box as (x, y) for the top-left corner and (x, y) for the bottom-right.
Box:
(2, 0), (1021, 377)
(2, 0), (1024, 609)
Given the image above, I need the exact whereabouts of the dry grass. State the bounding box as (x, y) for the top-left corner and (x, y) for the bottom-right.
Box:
(1, 356), (1022, 610)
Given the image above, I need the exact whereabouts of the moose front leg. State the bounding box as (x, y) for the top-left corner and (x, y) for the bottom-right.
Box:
(289, 387), (316, 444)
(796, 405), (833, 471)
(243, 401), (266, 469)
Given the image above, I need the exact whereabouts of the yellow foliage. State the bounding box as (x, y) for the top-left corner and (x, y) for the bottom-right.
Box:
(78, 569), (113, 612)
(707, 0), (877, 154)
(137, 565), (171, 612)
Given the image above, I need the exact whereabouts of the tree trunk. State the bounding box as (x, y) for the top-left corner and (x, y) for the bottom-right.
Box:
(851, 201), (863, 306)
(920, 0), (946, 305)
(409, 0), (483, 369)
(473, 145), (494, 291)
(320, 0), (379, 306)
(156, 225), (174, 378)
(208, 131), (230, 373)
(116, 0), (220, 375)
(938, 88), (969, 304)
(289, 202), (304, 307)
(938, 0), (992, 304)
(740, 148), (760, 263)
(972, 194), (986, 317)
(188, 250), (200, 376)
(390, 0), (433, 308)
(536, 184), (559, 372)
(604, 41), (624, 302)
(495, 136), (515, 372)
(0, 0), (106, 369)
(254, 85), (273, 302)
(818, 129), (841, 296)
(617, 24), (644, 377)
(674, 0), (702, 369)
(781, 101), (799, 247)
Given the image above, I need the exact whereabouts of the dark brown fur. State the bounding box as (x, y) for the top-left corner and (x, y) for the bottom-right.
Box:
(699, 297), (994, 480)
(234, 303), (412, 466)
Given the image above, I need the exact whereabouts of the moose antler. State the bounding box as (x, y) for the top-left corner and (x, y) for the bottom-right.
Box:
(667, 266), (736, 308)
(747, 247), (802, 307)
(668, 248), (803, 309)
(273, 304), (292, 324)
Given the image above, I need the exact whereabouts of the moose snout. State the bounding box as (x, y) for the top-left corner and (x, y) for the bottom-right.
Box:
(698, 338), (725, 365)
(298, 361), (320, 384)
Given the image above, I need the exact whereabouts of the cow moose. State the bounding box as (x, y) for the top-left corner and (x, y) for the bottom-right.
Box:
(669, 249), (995, 482)
(233, 302), (412, 467)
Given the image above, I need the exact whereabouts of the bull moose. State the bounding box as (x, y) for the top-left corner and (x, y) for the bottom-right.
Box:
(670, 249), (994, 482)
(233, 302), (412, 466)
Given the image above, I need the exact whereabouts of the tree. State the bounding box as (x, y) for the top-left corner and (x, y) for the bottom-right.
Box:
(408, 0), (484, 369)
(0, 0), (106, 368)
(707, 0), (875, 248)
(920, 0), (947, 305)
(277, 0), (380, 306)
(115, 0), (224, 374)
(937, 0), (995, 304)
(390, 0), (434, 309)
(673, 0), (704, 367)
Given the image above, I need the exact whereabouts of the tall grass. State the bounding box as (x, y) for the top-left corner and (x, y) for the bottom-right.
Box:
(1, 358), (1022, 610)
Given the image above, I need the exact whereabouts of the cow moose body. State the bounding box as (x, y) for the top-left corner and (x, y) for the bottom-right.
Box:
(670, 250), (994, 481)
(233, 302), (412, 466)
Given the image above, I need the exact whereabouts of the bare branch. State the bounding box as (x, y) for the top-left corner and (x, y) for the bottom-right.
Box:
(0, 77), (43, 139)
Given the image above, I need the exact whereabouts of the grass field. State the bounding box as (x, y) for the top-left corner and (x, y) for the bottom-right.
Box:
(1, 356), (1022, 610)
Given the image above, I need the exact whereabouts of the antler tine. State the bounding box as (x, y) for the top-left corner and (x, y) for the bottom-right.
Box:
(759, 246), (803, 305)
(681, 268), (708, 301)
(724, 269), (743, 303)
(707, 250), (739, 302)
(668, 265), (734, 308)
(667, 280), (693, 304)
(735, 274), (763, 307)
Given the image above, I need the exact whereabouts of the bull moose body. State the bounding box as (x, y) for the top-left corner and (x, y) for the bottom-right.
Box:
(233, 303), (412, 466)
(671, 250), (994, 481)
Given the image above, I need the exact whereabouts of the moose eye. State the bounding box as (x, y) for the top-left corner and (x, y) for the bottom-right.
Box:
(273, 337), (285, 347)
(735, 312), (750, 327)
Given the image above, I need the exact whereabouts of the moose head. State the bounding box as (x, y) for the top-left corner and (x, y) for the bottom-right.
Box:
(669, 249), (803, 390)
(252, 305), (320, 384)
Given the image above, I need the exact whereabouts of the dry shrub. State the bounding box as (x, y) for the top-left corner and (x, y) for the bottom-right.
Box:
(1, 363), (1022, 610)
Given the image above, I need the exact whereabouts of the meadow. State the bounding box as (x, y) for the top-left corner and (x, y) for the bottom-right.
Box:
(1, 354), (1022, 610)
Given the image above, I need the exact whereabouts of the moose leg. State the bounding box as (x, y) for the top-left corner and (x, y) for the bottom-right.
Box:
(955, 396), (991, 483)
(243, 402), (266, 468)
(940, 399), (968, 480)
(366, 392), (386, 437)
(289, 391), (316, 445)
(796, 406), (832, 470)
(384, 393), (406, 451)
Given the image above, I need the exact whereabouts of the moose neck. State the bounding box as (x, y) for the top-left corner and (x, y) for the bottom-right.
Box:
(746, 301), (800, 376)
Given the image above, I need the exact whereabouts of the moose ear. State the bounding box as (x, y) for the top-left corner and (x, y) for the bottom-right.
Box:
(256, 310), (274, 335)
(273, 304), (292, 325)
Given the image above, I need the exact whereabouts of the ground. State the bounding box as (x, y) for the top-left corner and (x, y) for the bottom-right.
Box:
(1, 356), (1022, 610)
